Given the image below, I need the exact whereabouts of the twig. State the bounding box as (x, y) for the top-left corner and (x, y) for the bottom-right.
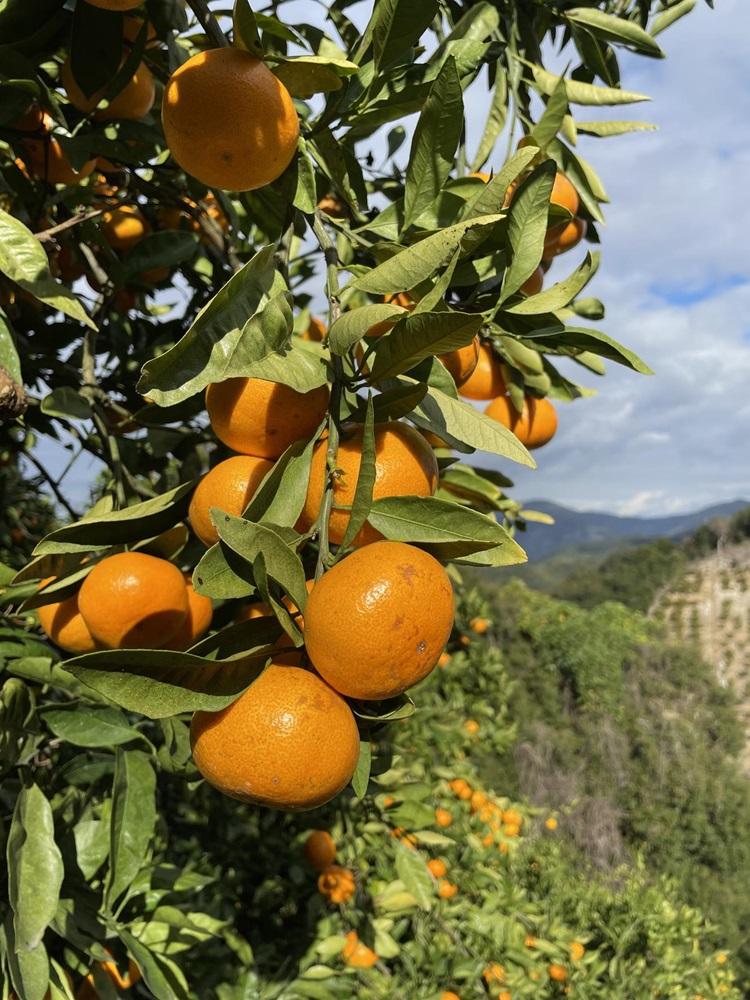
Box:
(185, 0), (229, 48)
(25, 451), (79, 519)
(34, 209), (104, 243)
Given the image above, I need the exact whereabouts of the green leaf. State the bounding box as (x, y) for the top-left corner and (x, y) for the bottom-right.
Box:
(33, 482), (193, 556)
(350, 382), (427, 423)
(233, 0), (264, 57)
(501, 160), (556, 299)
(273, 55), (358, 98)
(118, 929), (191, 1000)
(575, 120), (657, 137)
(40, 386), (92, 421)
(529, 326), (652, 374)
(69, 0), (122, 98)
(405, 381), (535, 467)
(291, 138), (317, 214)
(243, 434), (319, 528)
(192, 542), (257, 600)
(531, 64), (650, 106)
(64, 648), (266, 718)
(73, 802), (112, 880)
(471, 67), (507, 170)
(215, 515), (307, 611)
(106, 749), (156, 906)
(338, 396), (376, 551)
(369, 311), (483, 382)
(7, 784), (63, 950)
(505, 252), (597, 314)
(242, 341), (328, 392)
(0, 310), (21, 383)
(6, 931), (49, 1000)
(0, 210), (95, 329)
(351, 740), (371, 800)
(651, 0), (696, 36)
(41, 704), (145, 748)
(368, 0), (439, 71)
(463, 145), (538, 220)
(367, 496), (526, 564)
(137, 245), (291, 406)
(565, 8), (664, 57)
(395, 845), (433, 910)
(122, 231), (199, 281)
(531, 75), (569, 148)
(329, 304), (406, 355)
(350, 215), (503, 294)
(403, 57), (463, 228)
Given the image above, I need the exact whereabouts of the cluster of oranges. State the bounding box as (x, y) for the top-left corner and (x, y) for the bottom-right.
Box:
(447, 779), (524, 853)
(303, 830), (357, 905)
(37, 552), (212, 654)
(187, 376), (456, 811)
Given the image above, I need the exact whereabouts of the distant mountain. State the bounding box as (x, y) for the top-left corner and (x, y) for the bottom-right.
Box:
(516, 499), (749, 561)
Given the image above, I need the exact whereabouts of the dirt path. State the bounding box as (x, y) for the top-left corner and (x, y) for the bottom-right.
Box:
(651, 542), (750, 772)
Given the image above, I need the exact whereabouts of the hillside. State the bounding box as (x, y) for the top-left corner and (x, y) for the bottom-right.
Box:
(652, 541), (750, 772)
(517, 498), (748, 561)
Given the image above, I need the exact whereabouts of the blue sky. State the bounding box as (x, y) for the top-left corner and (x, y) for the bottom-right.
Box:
(33, 0), (750, 519)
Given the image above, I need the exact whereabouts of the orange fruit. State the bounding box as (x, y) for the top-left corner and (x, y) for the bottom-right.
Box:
(439, 336), (480, 388)
(438, 879), (458, 899)
(190, 663), (360, 810)
(37, 581), (97, 655)
(162, 48), (299, 191)
(435, 808), (453, 828)
(302, 316), (326, 342)
(206, 377), (329, 459)
(163, 575), (213, 650)
(303, 830), (336, 870)
(317, 193), (347, 218)
(458, 342), (506, 401)
(317, 864), (355, 904)
(465, 719), (480, 736)
(61, 55), (155, 120)
(469, 616), (489, 634)
(440, 993), (461, 1000)
(544, 217), (587, 259)
(551, 172), (579, 216)
(470, 791), (487, 811)
(502, 808), (522, 827)
(20, 115), (95, 186)
(122, 16), (159, 47)
(84, 0), (142, 8)
(470, 170), (491, 181)
(304, 541), (454, 700)
(188, 454), (273, 547)
(77, 952), (140, 1000)
(448, 778), (469, 797)
(549, 963), (567, 982)
(570, 941), (585, 962)
(78, 552), (188, 649)
(503, 822), (521, 837)
(524, 934), (537, 948)
(300, 422), (439, 547)
(437, 651), (451, 668)
(545, 816), (558, 831)
(483, 964), (506, 985)
(342, 931), (378, 969)
(427, 858), (447, 878)
(521, 266), (544, 296)
(99, 205), (150, 251)
(484, 395), (557, 450)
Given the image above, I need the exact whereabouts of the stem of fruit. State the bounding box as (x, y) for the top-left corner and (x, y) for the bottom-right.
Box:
(185, 0), (229, 49)
(311, 211), (345, 580)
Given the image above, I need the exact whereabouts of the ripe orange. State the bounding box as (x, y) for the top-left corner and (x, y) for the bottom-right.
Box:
(439, 336), (480, 388)
(427, 858), (447, 878)
(483, 964), (506, 985)
(206, 377), (329, 459)
(317, 193), (347, 218)
(20, 115), (95, 186)
(470, 791), (487, 811)
(469, 616), (489, 634)
(525, 934), (537, 948)
(163, 575), (213, 650)
(544, 217), (587, 259)
(521, 266), (544, 296)
(570, 941), (585, 961)
(300, 422), (439, 547)
(551, 172), (579, 216)
(61, 56), (155, 120)
(545, 816), (558, 831)
(189, 454), (273, 547)
(465, 719), (480, 736)
(99, 205), (150, 252)
(435, 808), (453, 828)
(317, 864), (355, 904)
(440, 993), (461, 1000)
(190, 663), (360, 810)
(304, 541), (454, 700)
(303, 830), (336, 870)
(503, 822), (521, 837)
(85, 0), (142, 8)
(342, 931), (378, 969)
(162, 48), (299, 191)
(437, 651), (451, 668)
(549, 963), (567, 982)
(502, 808), (522, 827)
(458, 342), (506, 401)
(77, 952), (140, 1000)
(438, 879), (458, 899)
(37, 581), (97, 655)
(78, 552), (188, 649)
(302, 316), (326, 342)
(484, 395), (558, 450)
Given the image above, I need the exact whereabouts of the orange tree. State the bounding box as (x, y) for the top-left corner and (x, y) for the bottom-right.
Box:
(0, 0), (711, 997)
